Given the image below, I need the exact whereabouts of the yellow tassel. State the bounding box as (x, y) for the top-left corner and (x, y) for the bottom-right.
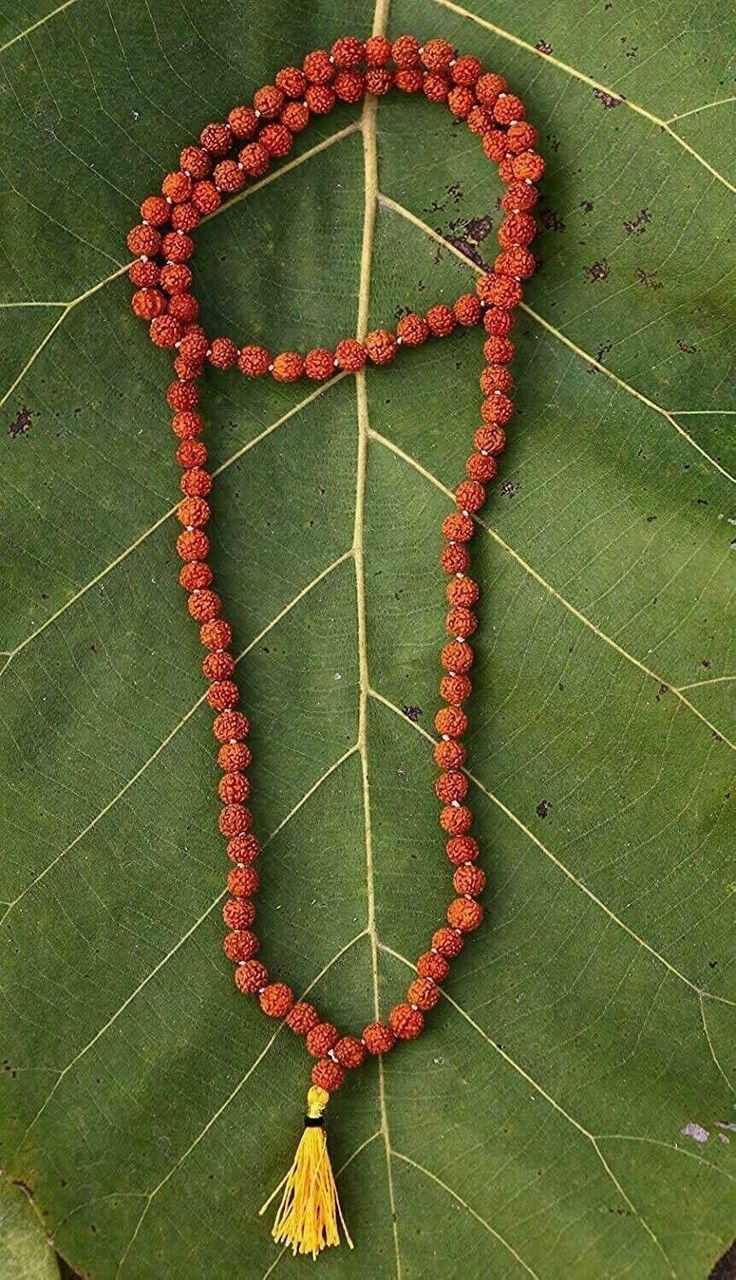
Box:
(259, 1086), (353, 1258)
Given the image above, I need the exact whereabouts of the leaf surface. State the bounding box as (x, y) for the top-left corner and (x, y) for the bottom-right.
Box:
(1, 1), (734, 1278)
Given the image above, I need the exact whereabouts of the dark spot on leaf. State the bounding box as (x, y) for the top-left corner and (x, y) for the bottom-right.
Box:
(677, 338), (698, 354)
(540, 206), (566, 232)
(536, 799), (552, 819)
(9, 406), (33, 438)
(626, 46), (638, 58)
(546, 133), (560, 152)
(702, 658), (712, 669)
(402, 705), (422, 722)
(593, 88), (625, 109)
(585, 260), (610, 283)
(708, 960), (718, 968)
(580, 199), (594, 213)
(443, 213), (494, 269)
(645, 514), (657, 522)
(500, 480), (519, 498)
(536, 39), (553, 54)
(657, 684), (669, 699)
(446, 181), (464, 205)
(623, 208), (652, 234)
(634, 266), (662, 290)
(595, 341), (613, 365)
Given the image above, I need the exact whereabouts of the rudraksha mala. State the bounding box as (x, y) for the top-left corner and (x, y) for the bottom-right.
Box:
(127, 31), (542, 1259)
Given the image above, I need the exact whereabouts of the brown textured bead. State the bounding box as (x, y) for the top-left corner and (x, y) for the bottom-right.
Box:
(441, 544), (470, 575)
(180, 562), (212, 592)
(306, 1022), (339, 1058)
(223, 897), (256, 930)
(432, 926), (464, 958)
(392, 34), (421, 66)
(454, 293), (482, 325)
(440, 674), (472, 706)
(417, 951), (450, 982)
(224, 929), (259, 962)
(447, 577), (480, 607)
(259, 983), (294, 1018)
(448, 86), (475, 118)
(454, 864), (486, 896)
(466, 452), (498, 482)
(228, 105), (259, 138)
(455, 480), (485, 513)
(234, 959), (268, 993)
(312, 1058), (345, 1091)
(305, 84), (335, 114)
(475, 424), (507, 454)
(362, 1022), (395, 1055)
(435, 769), (469, 803)
(441, 641), (474, 675)
(334, 1035), (367, 1069)
(434, 738), (466, 769)
(201, 620), (232, 650)
(227, 865), (259, 896)
(304, 348), (335, 380)
(389, 1003), (424, 1040)
(442, 513), (474, 543)
(365, 329), (398, 365)
(226, 833), (260, 864)
(218, 804), (252, 837)
(238, 345), (271, 377)
(447, 897), (484, 932)
(421, 37), (454, 71)
(334, 338), (366, 371)
(407, 978), (441, 1010)
(440, 804), (473, 836)
(426, 303), (456, 337)
(396, 312), (429, 346)
(286, 1002), (321, 1035)
(276, 66), (307, 97)
(188, 589), (221, 623)
(177, 530), (208, 562)
(213, 710), (249, 741)
(272, 351), (305, 382)
(207, 680), (239, 711)
(181, 467), (213, 498)
(177, 440), (207, 469)
(218, 742), (252, 772)
(435, 706), (468, 738)
(203, 650), (235, 681)
(218, 772), (250, 804)
(447, 606), (478, 638)
(423, 72), (450, 103)
(397, 66), (423, 90)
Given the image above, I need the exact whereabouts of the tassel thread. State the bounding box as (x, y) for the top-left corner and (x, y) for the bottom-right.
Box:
(259, 1086), (353, 1258)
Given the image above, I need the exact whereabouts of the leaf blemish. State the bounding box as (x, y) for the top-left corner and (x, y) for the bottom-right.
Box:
(635, 266), (663, 290)
(401, 705), (422, 722)
(536, 799), (552, 819)
(9, 406), (33, 438)
(585, 260), (610, 283)
(593, 88), (625, 109)
(623, 208), (652, 234)
(681, 1122), (709, 1143)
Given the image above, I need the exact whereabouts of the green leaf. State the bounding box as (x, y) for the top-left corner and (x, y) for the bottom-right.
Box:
(0, 1178), (60, 1280)
(1, 1), (734, 1278)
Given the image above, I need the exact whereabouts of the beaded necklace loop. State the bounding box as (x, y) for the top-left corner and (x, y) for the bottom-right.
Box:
(127, 31), (541, 1259)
